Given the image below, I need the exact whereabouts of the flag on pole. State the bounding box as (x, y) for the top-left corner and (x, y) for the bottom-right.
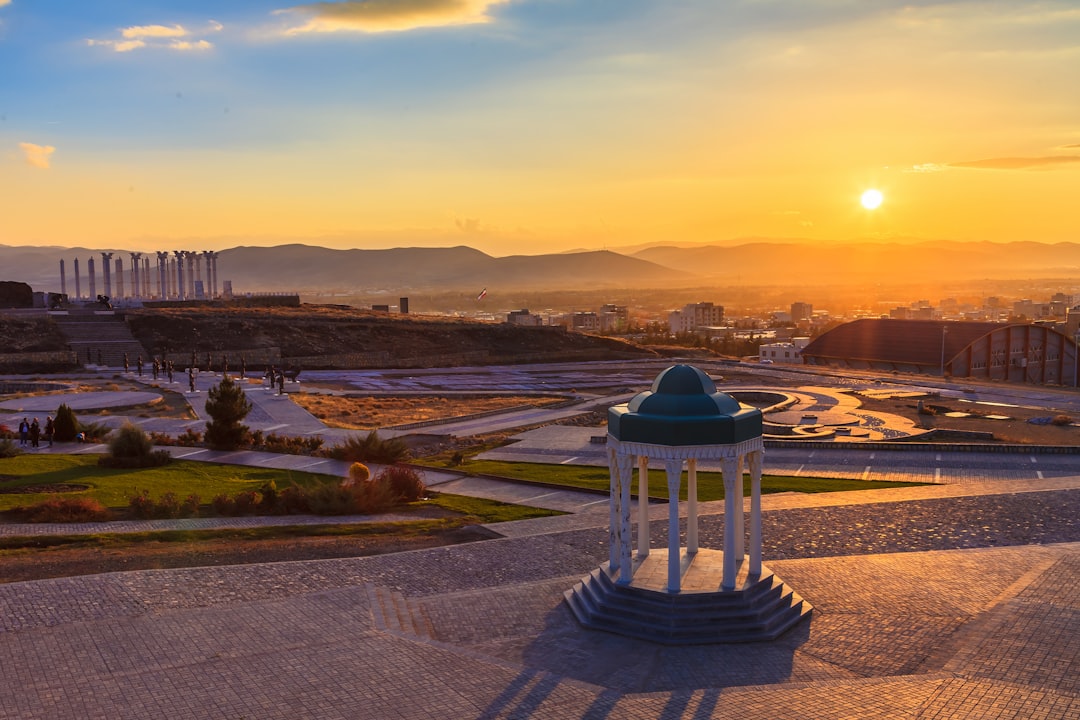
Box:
(476, 288), (487, 300)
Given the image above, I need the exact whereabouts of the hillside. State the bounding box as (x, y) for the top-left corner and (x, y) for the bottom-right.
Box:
(124, 305), (657, 369)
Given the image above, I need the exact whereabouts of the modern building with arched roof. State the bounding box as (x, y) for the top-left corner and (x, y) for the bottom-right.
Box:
(801, 318), (1080, 386)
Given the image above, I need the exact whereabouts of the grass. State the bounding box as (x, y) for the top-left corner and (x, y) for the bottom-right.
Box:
(434, 459), (924, 501)
(0, 454), (346, 512)
(0, 494), (559, 551)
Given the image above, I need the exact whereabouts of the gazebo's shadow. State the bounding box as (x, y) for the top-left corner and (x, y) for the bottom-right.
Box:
(515, 598), (812, 696)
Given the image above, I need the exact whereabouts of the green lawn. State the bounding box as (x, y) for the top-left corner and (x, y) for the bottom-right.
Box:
(0, 454), (560, 529)
(441, 459), (923, 501)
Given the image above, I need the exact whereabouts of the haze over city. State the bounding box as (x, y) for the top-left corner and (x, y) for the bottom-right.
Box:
(3, 0), (1079, 256)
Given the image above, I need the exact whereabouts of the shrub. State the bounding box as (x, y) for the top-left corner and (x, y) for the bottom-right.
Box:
(181, 493), (201, 517)
(1051, 414), (1074, 426)
(99, 449), (172, 469)
(100, 425), (171, 470)
(23, 497), (110, 523)
(232, 490), (262, 515)
(0, 438), (19, 458)
(53, 403), (78, 442)
(129, 490), (156, 519)
(376, 465), (426, 503)
(108, 422), (153, 458)
(259, 433), (324, 456)
(153, 492), (183, 519)
(79, 420), (111, 443)
(211, 493), (235, 516)
(204, 375), (252, 450)
(176, 428), (203, 447)
(343, 462), (370, 487)
(128, 490), (201, 519)
(258, 481), (278, 511)
(148, 431), (175, 446)
(275, 485), (309, 514)
(325, 430), (410, 464)
(0, 424), (14, 440)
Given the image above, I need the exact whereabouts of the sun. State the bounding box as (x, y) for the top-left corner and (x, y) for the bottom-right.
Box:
(860, 188), (884, 210)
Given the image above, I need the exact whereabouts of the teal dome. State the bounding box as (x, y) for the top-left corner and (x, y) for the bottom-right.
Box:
(608, 365), (762, 446)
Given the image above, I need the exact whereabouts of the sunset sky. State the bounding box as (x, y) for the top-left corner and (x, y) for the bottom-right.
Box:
(2, 0), (1079, 255)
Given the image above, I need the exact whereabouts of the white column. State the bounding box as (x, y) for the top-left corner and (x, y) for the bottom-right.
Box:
(749, 449), (763, 576)
(607, 446), (620, 574)
(665, 458), (683, 593)
(618, 454), (634, 583)
(721, 456), (739, 590)
(637, 456), (649, 558)
(734, 455), (745, 561)
(687, 458), (699, 555)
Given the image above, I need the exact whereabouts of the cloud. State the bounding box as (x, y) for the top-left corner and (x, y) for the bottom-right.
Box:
(122, 24), (187, 39)
(88, 21), (220, 52)
(905, 163), (949, 173)
(276, 0), (511, 36)
(19, 142), (55, 169)
(0, 1), (10, 7)
(950, 156), (1080, 170)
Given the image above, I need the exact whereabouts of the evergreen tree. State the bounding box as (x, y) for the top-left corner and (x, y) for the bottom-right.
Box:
(53, 403), (78, 442)
(204, 375), (252, 450)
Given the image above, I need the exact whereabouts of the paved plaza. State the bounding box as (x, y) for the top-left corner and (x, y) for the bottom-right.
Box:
(1, 365), (1078, 717)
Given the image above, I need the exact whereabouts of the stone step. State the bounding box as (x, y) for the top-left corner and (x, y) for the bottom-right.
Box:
(368, 585), (433, 640)
(564, 561), (812, 644)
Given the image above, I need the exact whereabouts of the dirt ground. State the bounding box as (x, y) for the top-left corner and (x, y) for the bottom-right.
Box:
(291, 393), (566, 429)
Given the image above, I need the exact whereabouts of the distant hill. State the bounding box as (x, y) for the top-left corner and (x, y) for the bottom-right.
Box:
(0, 243), (689, 295)
(216, 245), (689, 293)
(632, 240), (1080, 285)
(4, 239), (1080, 296)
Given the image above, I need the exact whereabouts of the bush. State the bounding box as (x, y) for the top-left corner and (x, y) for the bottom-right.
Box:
(232, 490), (261, 515)
(99, 449), (172, 469)
(325, 430), (410, 464)
(1051, 414), (1074, 426)
(277, 485), (309, 514)
(99, 425), (172, 470)
(258, 481), (278, 511)
(176, 428), (203, 447)
(108, 422), (153, 458)
(0, 438), (19, 458)
(129, 490), (201, 519)
(22, 497), (111, 523)
(376, 465), (426, 503)
(258, 433), (324, 456)
(129, 490), (156, 519)
(53, 403), (78, 442)
(211, 493), (235, 516)
(344, 462), (370, 486)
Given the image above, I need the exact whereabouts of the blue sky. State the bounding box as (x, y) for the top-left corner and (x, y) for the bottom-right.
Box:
(2, 0), (1079, 254)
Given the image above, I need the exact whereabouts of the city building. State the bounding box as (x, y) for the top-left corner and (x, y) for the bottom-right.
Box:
(507, 309), (543, 326)
(668, 302), (724, 334)
(758, 337), (810, 364)
(801, 318), (1079, 386)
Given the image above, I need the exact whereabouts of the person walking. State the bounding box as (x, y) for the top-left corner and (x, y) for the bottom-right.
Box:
(137, 355), (143, 377)
(29, 418), (41, 449)
(123, 353), (129, 373)
(167, 360), (174, 384)
(44, 416), (54, 447)
(188, 366), (196, 393)
(18, 418), (29, 446)
(239, 355), (246, 380)
(277, 370), (285, 396)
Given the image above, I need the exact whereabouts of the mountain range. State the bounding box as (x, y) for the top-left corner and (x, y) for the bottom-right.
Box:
(2, 240), (1079, 296)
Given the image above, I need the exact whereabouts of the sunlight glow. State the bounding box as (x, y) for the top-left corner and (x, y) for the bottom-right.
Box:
(860, 189), (884, 210)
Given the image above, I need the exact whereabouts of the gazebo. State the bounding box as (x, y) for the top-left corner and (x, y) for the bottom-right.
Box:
(565, 364), (811, 643)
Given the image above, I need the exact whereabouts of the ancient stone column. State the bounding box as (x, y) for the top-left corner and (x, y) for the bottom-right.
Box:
(101, 252), (114, 299)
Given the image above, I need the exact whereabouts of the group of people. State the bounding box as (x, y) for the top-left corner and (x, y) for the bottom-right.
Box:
(17, 416), (54, 449)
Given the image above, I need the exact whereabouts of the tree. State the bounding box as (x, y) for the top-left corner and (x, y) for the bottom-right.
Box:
(53, 403), (78, 442)
(203, 375), (252, 450)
